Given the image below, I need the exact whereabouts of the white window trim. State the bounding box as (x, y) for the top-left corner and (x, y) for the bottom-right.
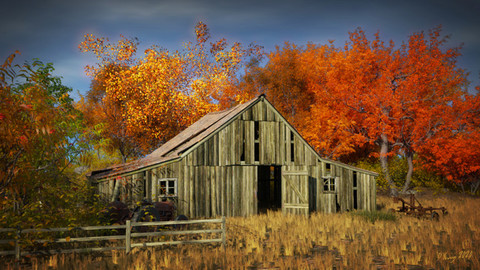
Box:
(157, 178), (178, 198)
(323, 176), (337, 192)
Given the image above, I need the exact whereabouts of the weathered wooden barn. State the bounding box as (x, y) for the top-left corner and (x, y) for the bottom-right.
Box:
(89, 95), (377, 217)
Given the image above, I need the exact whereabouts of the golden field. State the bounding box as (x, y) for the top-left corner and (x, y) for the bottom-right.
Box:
(3, 192), (480, 269)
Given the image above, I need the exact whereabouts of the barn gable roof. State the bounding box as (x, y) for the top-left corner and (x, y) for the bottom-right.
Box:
(89, 95), (378, 180)
(88, 96), (260, 180)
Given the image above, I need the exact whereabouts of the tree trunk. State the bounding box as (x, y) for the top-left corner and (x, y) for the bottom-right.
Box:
(380, 134), (397, 196)
(401, 150), (414, 193)
(470, 179), (480, 194)
(111, 178), (123, 202)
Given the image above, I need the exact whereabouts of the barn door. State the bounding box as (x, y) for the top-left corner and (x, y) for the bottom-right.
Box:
(282, 166), (309, 215)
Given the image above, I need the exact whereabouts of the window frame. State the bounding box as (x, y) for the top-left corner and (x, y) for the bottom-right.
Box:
(323, 177), (336, 192)
(157, 178), (178, 198)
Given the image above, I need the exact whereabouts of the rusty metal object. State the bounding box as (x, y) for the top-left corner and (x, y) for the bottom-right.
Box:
(101, 200), (132, 225)
(154, 200), (176, 221)
(101, 199), (186, 229)
(390, 194), (447, 220)
(130, 199), (181, 232)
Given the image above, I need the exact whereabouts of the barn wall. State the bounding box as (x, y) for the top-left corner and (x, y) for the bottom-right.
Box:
(316, 161), (376, 213)
(185, 101), (318, 167)
(179, 100), (320, 217)
(96, 99), (377, 217)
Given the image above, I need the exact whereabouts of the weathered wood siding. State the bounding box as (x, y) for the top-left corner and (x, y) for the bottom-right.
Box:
(282, 166), (310, 215)
(169, 163), (258, 218)
(316, 160), (376, 213)
(179, 101), (320, 217)
(185, 101), (318, 167)
(96, 99), (377, 217)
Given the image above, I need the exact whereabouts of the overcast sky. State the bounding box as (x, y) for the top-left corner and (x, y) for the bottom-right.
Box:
(1, 0), (479, 98)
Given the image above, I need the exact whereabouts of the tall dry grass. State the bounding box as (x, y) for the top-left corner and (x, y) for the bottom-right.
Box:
(3, 192), (480, 269)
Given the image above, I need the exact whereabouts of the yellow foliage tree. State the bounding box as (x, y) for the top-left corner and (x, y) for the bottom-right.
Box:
(79, 22), (262, 157)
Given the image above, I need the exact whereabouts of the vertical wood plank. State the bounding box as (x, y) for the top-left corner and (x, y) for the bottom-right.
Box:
(225, 126), (231, 165)
(214, 134), (219, 166)
(237, 120), (243, 164)
(243, 166), (249, 216)
(177, 164), (183, 214)
(251, 102), (257, 121)
(237, 167), (243, 216)
(151, 168), (157, 202)
(211, 167), (216, 217)
(218, 129), (224, 166)
(279, 122), (285, 164)
(266, 102), (275, 121)
(316, 165), (321, 212)
(268, 122), (275, 164)
(226, 166), (231, 217)
(286, 128), (291, 165)
(221, 166), (226, 216)
(206, 167), (211, 217)
(188, 166), (194, 217)
(217, 166), (222, 216)
(372, 175), (377, 211)
(256, 101), (264, 121)
(281, 167), (286, 214)
(231, 120), (237, 164)
(236, 166), (241, 216)
(252, 166), (258, 215)
(194, 166), (199, 217)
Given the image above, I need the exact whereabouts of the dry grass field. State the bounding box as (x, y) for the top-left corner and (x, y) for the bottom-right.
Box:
(3, 191), (480, 269)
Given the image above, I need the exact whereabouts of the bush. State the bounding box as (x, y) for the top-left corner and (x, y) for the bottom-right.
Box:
(354, 156), (446, 192)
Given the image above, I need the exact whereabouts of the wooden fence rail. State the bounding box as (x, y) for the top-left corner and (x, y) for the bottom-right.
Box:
(0, 217), (226, 259)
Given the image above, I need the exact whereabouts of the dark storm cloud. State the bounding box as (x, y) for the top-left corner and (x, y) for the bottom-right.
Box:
(1, 0), (479, 96)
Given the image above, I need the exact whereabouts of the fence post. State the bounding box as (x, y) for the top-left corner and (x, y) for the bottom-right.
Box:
(15, 228), (20, 260)
(221, 216), (226, 248)
(221, 216), (226, 267)
(126, 220), (131, 254)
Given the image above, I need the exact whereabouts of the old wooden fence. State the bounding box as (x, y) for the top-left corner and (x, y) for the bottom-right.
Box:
(0, 217), (226, 259)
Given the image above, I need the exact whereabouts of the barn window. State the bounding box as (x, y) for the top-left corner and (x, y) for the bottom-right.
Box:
(353, 171), (357, 188)
(158, 178), (177, 197)
(325, 163), (332, 176)
(323, 177), (336, 192)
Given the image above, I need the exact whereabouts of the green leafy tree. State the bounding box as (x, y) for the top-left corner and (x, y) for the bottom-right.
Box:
(0, 52), (101, 228)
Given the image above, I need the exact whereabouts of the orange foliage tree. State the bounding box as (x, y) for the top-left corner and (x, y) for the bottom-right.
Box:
(239, 42), (377, 162)
(418, 88), (480, 193)
(79, 22), (262, 158)
(238, 43), (314, 128)
(306, 27), (469, 194)
(240, 27), (473, 195)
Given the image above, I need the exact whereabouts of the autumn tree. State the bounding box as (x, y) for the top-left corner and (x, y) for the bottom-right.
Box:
(305, 27), (468, 194)
(79, 22), (262, 156)
(418, 87), (480, 194)
(238, 43), (315, 130)
(239, 42), (377, 162)
(77, 63), (143, 164)
(239, 27), (472, 195)
(0, 52), (99, 228)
